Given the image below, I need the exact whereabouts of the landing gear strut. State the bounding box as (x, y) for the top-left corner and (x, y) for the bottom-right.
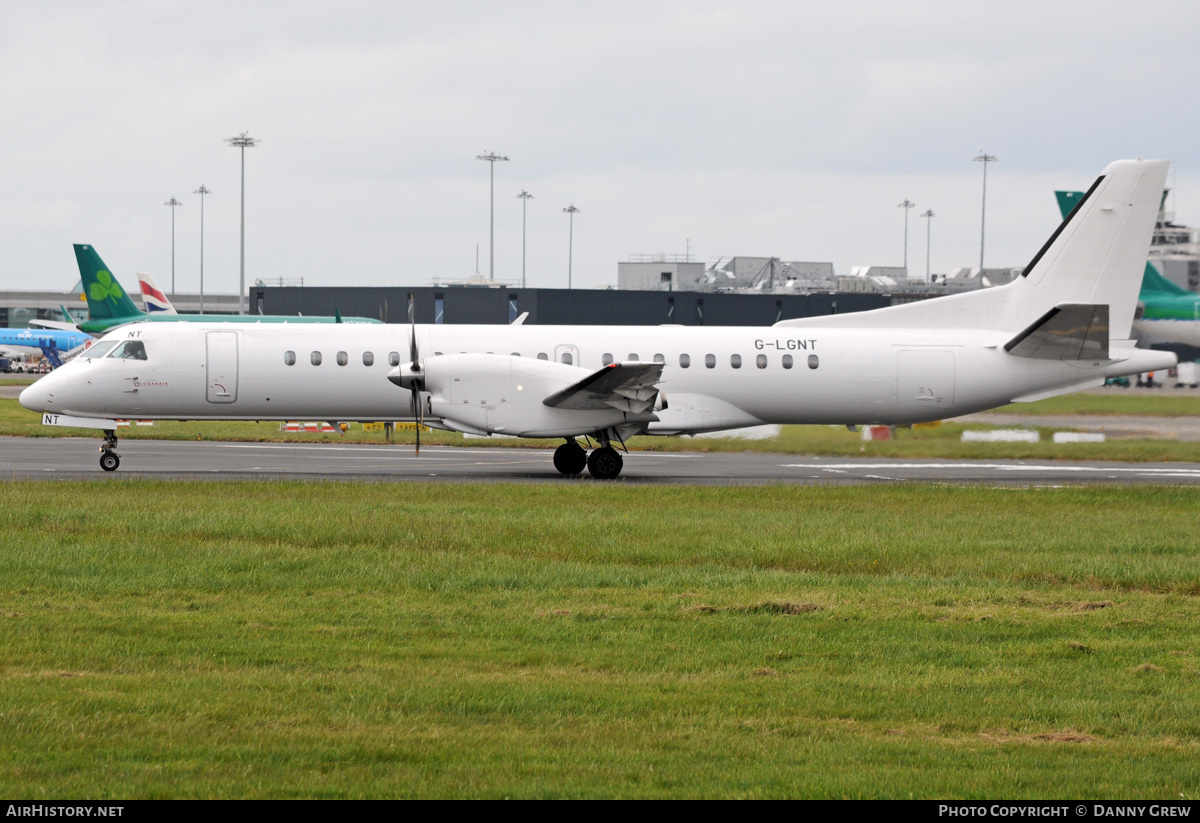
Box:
(552, 440), (587, 475)
(99, 429), (120, 472)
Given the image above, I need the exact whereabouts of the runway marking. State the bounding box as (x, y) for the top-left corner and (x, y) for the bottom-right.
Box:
(781, 462), (1200, 477)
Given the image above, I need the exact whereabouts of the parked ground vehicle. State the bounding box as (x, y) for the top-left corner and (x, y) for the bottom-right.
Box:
(1174, 361), (1200, 388)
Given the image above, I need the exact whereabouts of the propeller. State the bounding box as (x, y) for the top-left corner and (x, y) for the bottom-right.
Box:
(408, 292), (422, 456)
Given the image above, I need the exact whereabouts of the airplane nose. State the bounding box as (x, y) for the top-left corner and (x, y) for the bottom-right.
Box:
(18, 378), (52, 412)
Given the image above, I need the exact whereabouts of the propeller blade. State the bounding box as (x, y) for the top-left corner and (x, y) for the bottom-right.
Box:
(407, 292), (420, 371)
(412, 385), (421, 456)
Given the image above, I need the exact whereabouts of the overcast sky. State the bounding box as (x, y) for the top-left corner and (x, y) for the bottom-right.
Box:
(2, 0), (1198, 297)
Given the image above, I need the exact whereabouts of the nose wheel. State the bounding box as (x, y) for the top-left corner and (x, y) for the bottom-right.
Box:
(99, 429), (120, 472)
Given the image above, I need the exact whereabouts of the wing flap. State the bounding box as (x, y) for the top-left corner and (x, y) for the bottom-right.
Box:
(543, 362), (664, 413)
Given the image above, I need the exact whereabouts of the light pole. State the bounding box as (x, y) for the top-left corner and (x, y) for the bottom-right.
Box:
(920, 209), (935, 284)
(227, 131), (260, 314)
(563, 204), (580, 289)
(897, 199), (915, 276)
(476, 151), (509, 281)
(164, 197), (182, 296)
(194, 185), (211, 314)
(517, 190), (533, 289)
(974, 151), (997, 269)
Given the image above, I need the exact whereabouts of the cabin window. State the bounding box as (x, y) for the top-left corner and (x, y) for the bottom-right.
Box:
(627, 353), (639, 361)
(808, 354), (819, 370)
(561, 352), (573, 365)
(782, 354), (793, 369)
(336, 351), (348, 366)
(756, 354), (767, 369)
(311, 351), (322, 366)
(108, 340), (147, 360)
(284, 351), (296, 366)
(730, 354), (742, 369)
(363, 352), (374, 366)
(389, 351), (400, 367)
(434, 351), (443, 357)
(653, 353), (665, 363)
(602, 353), (613, 365)
(705, 354), (716, 369)
(679, 353), (691, 368)
(511, 352), (520, 357)
(537, 352), (548, 361)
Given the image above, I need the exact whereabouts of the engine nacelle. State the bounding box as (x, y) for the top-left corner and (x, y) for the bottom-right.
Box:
(412, 353), (655, 437)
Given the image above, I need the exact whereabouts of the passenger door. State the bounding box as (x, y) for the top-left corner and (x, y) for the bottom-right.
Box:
(205, 331), (239, 403)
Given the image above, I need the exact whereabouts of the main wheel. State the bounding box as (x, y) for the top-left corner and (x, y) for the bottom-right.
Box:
(586, 446), (623, 480)
(553, 441), (587, 475)
(99, 452), (120, 472)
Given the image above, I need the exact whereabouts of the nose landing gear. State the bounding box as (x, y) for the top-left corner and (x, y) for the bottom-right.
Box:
(99, 429), (120, 472)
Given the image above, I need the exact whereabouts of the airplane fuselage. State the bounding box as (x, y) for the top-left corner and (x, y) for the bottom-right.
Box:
(23, 321), (1163, 433)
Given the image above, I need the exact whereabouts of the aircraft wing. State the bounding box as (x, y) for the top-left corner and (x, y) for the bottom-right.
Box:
(28, 319), (82, 332)
(542, 362), (664, 414)
(1004, 303), (1108, 360)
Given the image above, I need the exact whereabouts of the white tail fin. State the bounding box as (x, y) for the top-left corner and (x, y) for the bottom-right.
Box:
(776, 158), (1170, 338)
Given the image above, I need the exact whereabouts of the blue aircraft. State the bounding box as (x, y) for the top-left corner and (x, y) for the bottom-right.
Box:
(0, 327), (93, 367)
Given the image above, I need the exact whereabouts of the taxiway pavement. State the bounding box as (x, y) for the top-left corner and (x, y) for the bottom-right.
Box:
(3, 437), (1199, 486)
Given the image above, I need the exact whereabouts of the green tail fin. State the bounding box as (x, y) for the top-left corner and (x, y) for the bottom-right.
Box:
(1141, 262), (1192, 296)
(73, 245), (144, 321)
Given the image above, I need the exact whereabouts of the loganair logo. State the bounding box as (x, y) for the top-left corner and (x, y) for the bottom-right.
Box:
(89, 270), (124, 302)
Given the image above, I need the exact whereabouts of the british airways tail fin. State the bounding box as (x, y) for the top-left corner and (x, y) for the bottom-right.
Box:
(136, 271), (178, 314)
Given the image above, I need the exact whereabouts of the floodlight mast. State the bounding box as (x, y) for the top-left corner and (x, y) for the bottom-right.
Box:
(227, 132), (260, 314)
(476, 152), (509, 281)
(974, 152), (997, 269)
(563, 204), (580, 289)
(164, 197), (182, 296)
(920, 208), (935, 284)
(517, 190), (533, 289)
(194, 185), (211, 313)
(897, 199), (915, 276)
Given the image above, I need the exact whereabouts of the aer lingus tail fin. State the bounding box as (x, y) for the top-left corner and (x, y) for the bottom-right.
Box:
(74, 245), (144, 322)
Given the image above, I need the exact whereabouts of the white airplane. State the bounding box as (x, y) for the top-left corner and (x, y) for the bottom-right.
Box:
(20, 159), (1177, 477)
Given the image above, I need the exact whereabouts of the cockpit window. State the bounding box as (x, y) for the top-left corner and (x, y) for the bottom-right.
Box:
(80, 341), (119, 359)
(107, 340), (148, 360)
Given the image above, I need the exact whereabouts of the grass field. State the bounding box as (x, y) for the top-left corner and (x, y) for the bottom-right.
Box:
(2, 480), (1199, 798)
(3, 398), (1199, 462)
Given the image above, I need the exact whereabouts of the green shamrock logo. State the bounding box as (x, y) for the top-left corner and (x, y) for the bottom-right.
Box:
(89, 270), (124, 302)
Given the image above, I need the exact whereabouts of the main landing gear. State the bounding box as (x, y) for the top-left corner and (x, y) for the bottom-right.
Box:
(99, 429), (120, 472)
(552, 436), (624, 480)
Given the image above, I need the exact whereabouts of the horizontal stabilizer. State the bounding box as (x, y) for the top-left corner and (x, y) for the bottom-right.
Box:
(1004, 303), (1108, 360)
(543, 362), (664, 414)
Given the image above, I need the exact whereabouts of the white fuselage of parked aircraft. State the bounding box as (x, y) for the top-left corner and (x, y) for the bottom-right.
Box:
(19, 159), (1179, 477)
